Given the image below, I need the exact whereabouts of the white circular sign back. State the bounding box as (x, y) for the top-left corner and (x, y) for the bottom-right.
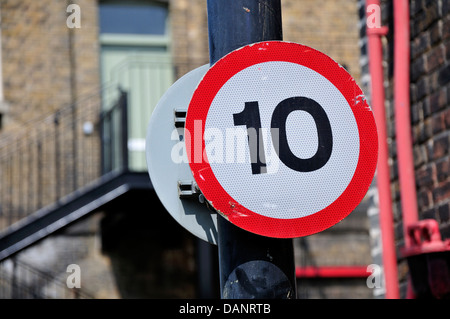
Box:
(146, 65), (218, 244)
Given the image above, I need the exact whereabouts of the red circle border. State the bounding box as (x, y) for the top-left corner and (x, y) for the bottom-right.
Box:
(185, 41), (378, 238)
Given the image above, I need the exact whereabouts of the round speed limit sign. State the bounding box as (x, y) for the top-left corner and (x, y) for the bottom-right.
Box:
(185, 41), (378, 238)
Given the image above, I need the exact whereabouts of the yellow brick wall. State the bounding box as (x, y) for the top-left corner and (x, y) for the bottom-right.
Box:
(282, 0), (361, 81)
(1, 0), (72, 127)
(170, 0), (209, 76)
(170, 0), (361, 82)
(1, 0), (101, 130)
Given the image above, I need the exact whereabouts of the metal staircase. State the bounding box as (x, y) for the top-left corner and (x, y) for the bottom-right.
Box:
(0, 86), (153, 262)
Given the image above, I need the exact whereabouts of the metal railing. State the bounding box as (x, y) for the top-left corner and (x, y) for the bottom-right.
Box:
(0, 259), (93, 299)
(100, 89), (129, 174)
(0, 85), (135, 231)
(0, 85), (123, 299)
(1, 88), (106, 230)
(0, 59), (207, 233)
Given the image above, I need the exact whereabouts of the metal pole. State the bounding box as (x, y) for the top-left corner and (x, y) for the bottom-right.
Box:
(366, 0), (399, 300)
(206, 0), (297, 299)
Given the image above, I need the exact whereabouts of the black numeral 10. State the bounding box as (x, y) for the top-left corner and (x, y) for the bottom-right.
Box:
(233, 96), (333, 174)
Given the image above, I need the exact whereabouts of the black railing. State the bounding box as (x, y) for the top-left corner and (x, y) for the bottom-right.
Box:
(100, 89), (129, 174)
(0, 59), (207, 233)
(0, 86), (126, 298)
(0, 85), (126, 233)
(0, 259), (93, 299)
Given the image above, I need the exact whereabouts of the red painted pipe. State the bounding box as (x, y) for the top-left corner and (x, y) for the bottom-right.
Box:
(394, 0), (419, 248)
(393, 0), (419, 299)
(295, 266), (370, 279)
(366, 0), (400, 299)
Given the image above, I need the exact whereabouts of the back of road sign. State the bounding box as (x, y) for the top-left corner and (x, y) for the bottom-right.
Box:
(146, 65), (218, 244)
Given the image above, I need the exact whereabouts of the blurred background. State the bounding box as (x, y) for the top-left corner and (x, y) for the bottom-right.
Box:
(0, 0), (448, 299)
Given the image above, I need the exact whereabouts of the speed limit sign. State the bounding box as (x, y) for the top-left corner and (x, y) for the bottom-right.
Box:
(185, 41), (378, 238)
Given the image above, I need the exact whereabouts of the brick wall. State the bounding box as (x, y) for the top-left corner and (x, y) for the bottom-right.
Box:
(282, 0), (361, 82)
(170, 0), (209, 77)
(377, 0), (450, 243)
(1, 0), (73, 128)
(0, 0), (101, 129)
(170, 0), (362, 82)
(408, 0), (450, 237)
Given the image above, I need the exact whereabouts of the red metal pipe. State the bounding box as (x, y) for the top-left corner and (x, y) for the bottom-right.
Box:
(393, 0), (419, 299)
(394, 0), (419, 248)
(366, 0), (400, 299)
(295, 266), (370, 279)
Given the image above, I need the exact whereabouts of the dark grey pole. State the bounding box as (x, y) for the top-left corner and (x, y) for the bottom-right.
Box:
(206, 0), (297, 299)
(207, 0), (283, 64)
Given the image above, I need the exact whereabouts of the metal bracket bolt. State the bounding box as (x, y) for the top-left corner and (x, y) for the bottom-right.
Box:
(174, 109), (186, 128)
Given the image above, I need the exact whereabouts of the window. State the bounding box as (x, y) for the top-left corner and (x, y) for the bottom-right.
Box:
(98, 1), (172, 172)
(99, 3), (168, 36)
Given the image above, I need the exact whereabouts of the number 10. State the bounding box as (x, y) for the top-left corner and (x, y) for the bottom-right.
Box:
(233, 96), (333, 174)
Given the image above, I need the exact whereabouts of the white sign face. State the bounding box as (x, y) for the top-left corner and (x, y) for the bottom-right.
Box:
(146, 65), (218, 244)
(185, 41), (378, 238)
(205, 61), (360, 218)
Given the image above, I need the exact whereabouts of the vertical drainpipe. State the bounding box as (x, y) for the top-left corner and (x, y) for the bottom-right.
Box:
(366, 0), (400, 299)
(393, 0), (419, 299)
(393, 0), (419, 247)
